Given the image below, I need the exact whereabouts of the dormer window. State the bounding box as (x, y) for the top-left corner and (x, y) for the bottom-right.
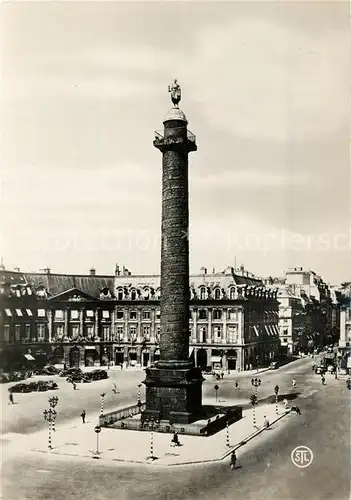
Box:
(200, 288), (206, 300)
(214, 288), (221, 300)
(117, 288), (123, 301)
(229, 287), (236, 300)
(130, 289), (137, 300)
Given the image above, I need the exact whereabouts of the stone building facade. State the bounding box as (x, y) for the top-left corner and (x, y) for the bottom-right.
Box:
(0, 266), (280, 371)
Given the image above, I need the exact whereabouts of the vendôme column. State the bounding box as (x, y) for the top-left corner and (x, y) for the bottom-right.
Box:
(142, 81), (204, 424)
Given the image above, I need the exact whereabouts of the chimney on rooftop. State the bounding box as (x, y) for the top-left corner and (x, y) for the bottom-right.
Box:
(0, 257), (5, 271)
(14, 266), (20, 272)
(90, 267), (96, 276)
(200, 267), (207, 275)
(115, 264), (120, 276)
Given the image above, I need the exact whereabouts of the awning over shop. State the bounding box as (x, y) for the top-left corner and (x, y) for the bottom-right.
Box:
(253, 326), (259, 337)
(210, 356), (221, 363)
(84, 346), (96, 350)
(24, 354), (35, 361)
(264, 325), (271, 335)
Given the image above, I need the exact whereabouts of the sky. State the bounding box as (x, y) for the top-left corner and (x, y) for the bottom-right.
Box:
(0, 1), (350, 283)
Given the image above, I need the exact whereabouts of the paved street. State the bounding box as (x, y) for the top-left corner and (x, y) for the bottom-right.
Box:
(2, 357), (350, 500)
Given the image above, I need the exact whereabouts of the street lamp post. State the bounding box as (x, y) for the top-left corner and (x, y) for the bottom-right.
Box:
(100, 392), (106, 417)
(43, 408), (57, 450)
(251, 377), (261, 403)
(249, 394), (258, 427)
(137, 384), (142, 409)
(226, 420), (230, 447)
(48, 396), (59, 432)
(145, 418), (159, 461)
(214, 384), (219, 402)
(274, 385), (279, 415)
(93, 425), (101, 458)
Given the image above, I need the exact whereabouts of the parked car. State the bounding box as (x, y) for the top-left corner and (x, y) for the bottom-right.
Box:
(269, 362), (279, 370)
(60, 368), (83, 377)
(9, 383), (32, 393)
(34, 366), (60, 376)
(91, 369), (108, 380)
(327, 365), (335, 373)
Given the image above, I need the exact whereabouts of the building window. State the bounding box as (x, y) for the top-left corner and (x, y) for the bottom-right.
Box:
(129, 325), (137, 340)
(130, 311), (137, 320)
(199, 326), (207, 343)
(200, 288), (206, 300)
(4, 325), (10, 342)
(143, 325), (151, 339)
(116, 326), (124, 340)
(117, 289), (124, 300)
(55, 310), (64, 320)
(213, 309), (222, 320)
(37, 324), (46, 341)
(102, 325), (110, 341)
(102, 310), (110, 319)
(214, 288), (221, 300)
(227, 325), (238, 343)
(213, 326), (222, 340)
(5, 309), (12, 317)
(71, 310), (79, 320)
(116, 311), (124, 320)
(156, 310), (160, 320)
(86, 310), (94, 318)
(26, 309), (33, 317)
(24, 324), (31, 340)
(229, 287), (236, 300)
(70, 325), (79, 338)
(143, 311), (151, 320)
(55, 325), (64, 338)
(283, 338), (288, 343)
(15, 309), (23, 317)
(228, 309), (238, 321)
(15, 324), (21, 341)
(130, 289), (137, 300)
(86, 325), (94, 337)
(199, 309), (207, 320)
(38, 309), (46, 318)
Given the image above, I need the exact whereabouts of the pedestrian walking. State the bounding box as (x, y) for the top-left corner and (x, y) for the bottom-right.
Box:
(230, 450), (237, 470)
(235, 380), (239, 389)
(321, 376), (326, 385)
(8, 392), (14, 404)
(295, 406), (301, 415)
(283, 398), (288, 408)
(221, 371), (224, 380)
(171, 432), (180, 447)
(81, 410), (86, 423)
(73, 382), (77, 390)
(263, 415), (270, 429)
(292, 379), (296, 388)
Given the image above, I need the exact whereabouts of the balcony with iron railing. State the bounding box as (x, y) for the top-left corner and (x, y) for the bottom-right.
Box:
(154, 128), (196, 144)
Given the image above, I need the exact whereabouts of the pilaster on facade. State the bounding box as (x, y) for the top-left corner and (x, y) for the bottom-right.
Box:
(222, 308), (227, 344)
(47, 308), (53, 343)
(94, 308), (100, 338)
(137, 309), (142, 342)
(150, 308), (156, 342)
(207, 308), (212, 344)
(192, 307), (198, 343)
(79, 308), (85, 338)
(111, 308), (116, 341)
(64, 307), (69, 337)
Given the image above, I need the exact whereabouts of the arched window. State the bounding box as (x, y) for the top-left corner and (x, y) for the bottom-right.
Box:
(200, 287), (206, 300)
(229, 287), (236, 300)
(130, 289), (137, 301)
(214, 288), (221, 300)
(117, 288), (123, 301)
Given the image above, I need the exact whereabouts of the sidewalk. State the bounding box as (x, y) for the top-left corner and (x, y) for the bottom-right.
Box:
(17, 403), (291, 467)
